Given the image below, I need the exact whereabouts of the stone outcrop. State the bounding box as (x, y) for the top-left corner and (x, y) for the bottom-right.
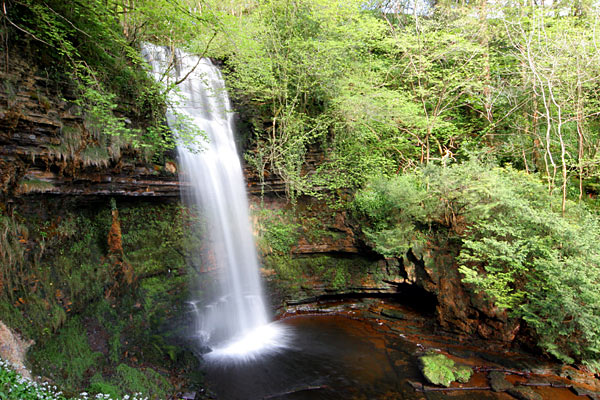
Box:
(0, 52), (181, 200)
(391, 242), (521, 344)
(250, 194), (361, 255)
(252, 190), (521, 344)
(0, 321), (34, 378)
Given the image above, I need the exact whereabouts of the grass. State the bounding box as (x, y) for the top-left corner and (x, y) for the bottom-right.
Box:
(29, 318), (102, 393)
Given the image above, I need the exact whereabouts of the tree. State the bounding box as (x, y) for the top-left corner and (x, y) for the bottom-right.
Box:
(504, 7), (600, 212)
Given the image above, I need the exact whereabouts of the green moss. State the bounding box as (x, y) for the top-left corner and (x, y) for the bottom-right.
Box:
(30, 317), (103, 393)
(264, 253), (379, 298)
(17, 179), (55, 193)
(0, 213), (27, 300)
(119, 205), (189, 276)
(113, 364), (172, 399)
(332, 266), (350, 290)
(0, 202), (200, 397)
(454, 364), (474, 383)
(3, 79), (17, 106)
(254, 209), (301, 255)
(419, 353), (472, 387)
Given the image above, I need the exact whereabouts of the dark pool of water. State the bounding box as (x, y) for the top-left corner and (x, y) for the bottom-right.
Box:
(203, 314), (518, 400)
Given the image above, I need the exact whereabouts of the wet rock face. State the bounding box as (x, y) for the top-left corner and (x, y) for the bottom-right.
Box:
(489, 371), (514, 392)
(397, 242), (521, 344)
(251, 193), (520, 344)
(507, 386), (543, 400)
(249, 194), (365, 256)
(0, 52), (181, 200)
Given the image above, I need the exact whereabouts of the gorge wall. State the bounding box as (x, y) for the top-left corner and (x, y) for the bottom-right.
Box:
(0, 52), (181, 202)
(1, 49), (519, 363)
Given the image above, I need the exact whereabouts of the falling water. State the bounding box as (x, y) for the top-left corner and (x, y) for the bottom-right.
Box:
(142, 44), (287, 361)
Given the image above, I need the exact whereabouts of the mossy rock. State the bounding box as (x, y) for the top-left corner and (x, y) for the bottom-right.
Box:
(488, 370), (514, 392)
(507, 385), (543, 400)
(419, 353), (473, 387)
(381, 309), (408, 320)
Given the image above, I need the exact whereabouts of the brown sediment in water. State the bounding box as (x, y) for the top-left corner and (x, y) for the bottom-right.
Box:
(277, 299), (599, 399)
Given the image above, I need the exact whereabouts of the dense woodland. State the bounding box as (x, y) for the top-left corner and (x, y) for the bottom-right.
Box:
(3, 0), (600, 398)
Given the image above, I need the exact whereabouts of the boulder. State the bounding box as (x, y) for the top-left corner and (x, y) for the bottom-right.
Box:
(0, 321), (34, 378)
(507, 385), (542, 400)
(488, 371), (514, 392)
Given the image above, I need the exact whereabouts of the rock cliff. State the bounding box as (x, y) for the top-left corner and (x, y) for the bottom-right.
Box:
(0, 53), (181, 201)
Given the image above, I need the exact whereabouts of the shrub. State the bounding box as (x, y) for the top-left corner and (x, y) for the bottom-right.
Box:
(354, 160), (600, 366)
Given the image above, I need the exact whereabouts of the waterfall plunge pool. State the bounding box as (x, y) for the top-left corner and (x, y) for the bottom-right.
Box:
(201, 300), (586, 400)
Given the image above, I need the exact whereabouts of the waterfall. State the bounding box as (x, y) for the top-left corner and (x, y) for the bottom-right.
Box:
(142, 44), (287, 361)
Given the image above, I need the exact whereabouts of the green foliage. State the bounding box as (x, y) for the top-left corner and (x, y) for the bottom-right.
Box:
(208, 0), (600, 203)
(215, 0), (503, 196)
(0, 357), (153, 400)
(30, 317), (102, 392)
(355, 161), (600, 365)
(112, 364), (171, 400)
(3, 0), (212, 156)
(254, 209), (301, 255)
(419, 353), (473, 387)
(217, 0), (400, 196)
(353, 173), (432, 257)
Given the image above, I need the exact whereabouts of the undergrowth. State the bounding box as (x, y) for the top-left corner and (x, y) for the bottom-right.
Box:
(0, 357), (151, 400)
(1, 201), (201, 398)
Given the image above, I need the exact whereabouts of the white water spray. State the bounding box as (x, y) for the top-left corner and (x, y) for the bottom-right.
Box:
(142, 44), (287, 361)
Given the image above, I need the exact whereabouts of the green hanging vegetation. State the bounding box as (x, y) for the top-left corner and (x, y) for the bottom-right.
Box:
(1, 0), (213, 155)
